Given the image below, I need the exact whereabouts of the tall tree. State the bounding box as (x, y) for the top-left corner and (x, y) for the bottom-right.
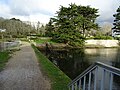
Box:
(46, 4), (99, 46)
(45, 19), (55, 37)
(77, 5), (99, 37)
(101, 23), (112, 35)
(40, 24), (46, 36)
(36, 21), (41, 34)
(113, 6), (120, 31)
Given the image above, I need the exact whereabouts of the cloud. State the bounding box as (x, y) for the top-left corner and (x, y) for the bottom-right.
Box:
(0, 0), (119, 25)
(29, 14), (52, 24)
(93, 0), (119, 25)
(0, 2), (11, 18)
(8, 0), (54, 16)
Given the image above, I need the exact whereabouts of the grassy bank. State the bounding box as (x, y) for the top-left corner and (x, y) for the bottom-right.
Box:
(0, 51), (10, 71)
(32, 45), (71, 90)
(34, 38), (56, 44)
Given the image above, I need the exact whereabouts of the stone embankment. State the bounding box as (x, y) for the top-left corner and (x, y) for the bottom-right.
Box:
(32, 40), (120, 49)
(85, 40), (119, 48)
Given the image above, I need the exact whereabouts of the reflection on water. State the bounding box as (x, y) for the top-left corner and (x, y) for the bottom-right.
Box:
(45, 48), (90, 79)
(85, 48), (120, 65)
(39, 48), (120, 89)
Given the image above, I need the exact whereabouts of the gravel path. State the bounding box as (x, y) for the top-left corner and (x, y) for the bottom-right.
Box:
(0, 42), (50, 90)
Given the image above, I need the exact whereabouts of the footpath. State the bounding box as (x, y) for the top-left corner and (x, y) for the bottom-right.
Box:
(0, 42), (50, 90)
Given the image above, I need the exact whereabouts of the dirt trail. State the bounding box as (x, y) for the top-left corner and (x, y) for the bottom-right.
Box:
(0, 42), (50, 90)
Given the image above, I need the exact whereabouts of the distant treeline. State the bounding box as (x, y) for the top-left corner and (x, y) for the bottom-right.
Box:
(0, 17), (46, 38)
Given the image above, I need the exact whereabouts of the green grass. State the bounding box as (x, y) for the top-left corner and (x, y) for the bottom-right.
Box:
(19, 38), (29, 42)
(34, 39), (56, 44)
(0, 51), (10, 71)
(0, 39), (3, 42)
(32, 45), (71, 90)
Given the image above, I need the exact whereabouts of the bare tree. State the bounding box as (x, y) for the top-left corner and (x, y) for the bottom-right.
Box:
(100, 23), (112, 36)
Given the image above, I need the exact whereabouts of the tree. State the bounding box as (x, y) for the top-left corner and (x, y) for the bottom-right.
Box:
(0, 17), (36, 39)
(113, 6), (120, 31)
(77, 5), (99, 37)
(101, 23), (112, 36)
(45, 19), (55, 37)
(46, 4), (99, 46)
(40, 25), (46, 36)
(36, 22), (46, 36)
(36, 21), (41, 34)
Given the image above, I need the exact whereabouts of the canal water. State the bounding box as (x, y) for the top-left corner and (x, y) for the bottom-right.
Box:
(39, 48), (120, 89)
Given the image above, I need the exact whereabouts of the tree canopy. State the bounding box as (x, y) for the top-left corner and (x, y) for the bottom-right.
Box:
(45, 4), (99, 46)
(113, 6), (120, 31)
(0, 18), (34, 38)
(0, 17), (46, 38)
(45, 19), (55, 37)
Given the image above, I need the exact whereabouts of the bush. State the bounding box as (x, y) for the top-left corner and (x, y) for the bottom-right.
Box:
(114, 37), (120, 40)
(94, 35), (113, 40)
(0, 51), (10, 71)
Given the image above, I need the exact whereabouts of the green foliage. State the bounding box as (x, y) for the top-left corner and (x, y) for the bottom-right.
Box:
(113, 6), (120, 31)
(35, 38), (56, 44)
(36, 22), (46, 36)
(32, 45), (71, 90)
(0, 17), (44, 38)
(94, 35), (113, 40)
(114, 37), (120, 40)
(45, 4), (99, 47)
(0, 51), (10, 71)
(45, 19), (55, 37)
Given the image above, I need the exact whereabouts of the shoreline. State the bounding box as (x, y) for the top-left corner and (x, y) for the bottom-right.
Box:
(32, 39), (120, 49)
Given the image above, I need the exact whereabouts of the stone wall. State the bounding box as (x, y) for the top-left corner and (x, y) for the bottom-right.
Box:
(85, 40), (119, 47)
(0, 40), (21, 51)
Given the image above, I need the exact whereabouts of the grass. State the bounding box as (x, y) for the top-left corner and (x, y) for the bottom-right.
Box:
(0, 51), (10, 71)
(0, 47), (20, 71)
(32, 44), (71, 90)
(20, 38), (29, 42)
(34, 39), (56, 44)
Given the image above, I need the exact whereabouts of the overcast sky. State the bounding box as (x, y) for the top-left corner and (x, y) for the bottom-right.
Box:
(0, 0), (119, 26)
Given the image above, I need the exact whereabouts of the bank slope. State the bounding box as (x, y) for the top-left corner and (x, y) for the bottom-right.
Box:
(32, 45), (71, 90)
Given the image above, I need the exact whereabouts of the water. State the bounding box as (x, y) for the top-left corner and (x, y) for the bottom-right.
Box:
(39, 48), (120, 89)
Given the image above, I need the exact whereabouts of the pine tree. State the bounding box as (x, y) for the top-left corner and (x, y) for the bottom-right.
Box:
(113, 6), (120, 31)
(45, 19), (55, 37)
(46, 4), (99, 46)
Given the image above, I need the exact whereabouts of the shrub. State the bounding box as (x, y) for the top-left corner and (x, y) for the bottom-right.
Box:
(94, 35), (113, 40)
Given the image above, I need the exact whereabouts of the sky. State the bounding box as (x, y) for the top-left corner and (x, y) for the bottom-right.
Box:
(0, 0), (119, 26)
